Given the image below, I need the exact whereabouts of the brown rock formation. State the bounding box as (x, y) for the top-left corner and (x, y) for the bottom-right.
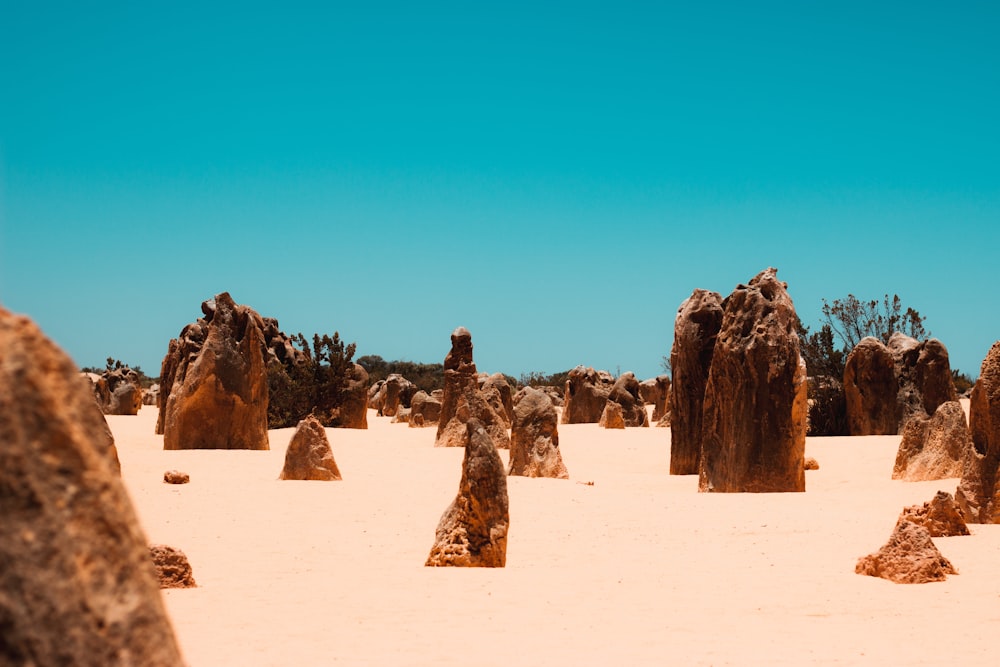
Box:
(893, 400), (971, 481)
(804, 457), (820, 471)
(669, 289), (725, 475)
(699, 268), (807, 493)
(368, 380), (385, 411)
(381, 373), (416, 417)
(508, 387), (568, 479)
(481, 373), (514, 423)
(956, 341), (1000, 523)
(279, 416), (342, 481)
(163, 470), (190, 484)
(143, 382), (160, 406)
(896, 491), (970, 537)
(435, 327), (510, 449)
(0, 307), (183, 665)
(844, 337), (900, 436)
(409, 390), (442, 427)
(890, 333), (957, 427)
(607, 372), (649, 427)
(855, 521), (957, 584)
(426, 419), (509, 567)
(89, 366), (144, 415)
(149, 544), (197, 588)
(647, 375), (672, 423)
(330, 362), (369, 429)
(599, 401), (626, 429)
(162, 293), (270, 450)
(561, 365), (613, 424)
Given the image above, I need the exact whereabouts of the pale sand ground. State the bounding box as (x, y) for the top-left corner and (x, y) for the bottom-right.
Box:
(110, 404), (1000, 667)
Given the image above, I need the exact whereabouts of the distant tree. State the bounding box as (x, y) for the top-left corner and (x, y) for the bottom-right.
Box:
(517, 369), (570, 390)
(821, 294), (928, 351)
(952, 369), (975, 395)
(660, 354), (671, 376)
(357, 355), (445, 393)
(267, 331), (357, 428)
(81, 358), (156, 388)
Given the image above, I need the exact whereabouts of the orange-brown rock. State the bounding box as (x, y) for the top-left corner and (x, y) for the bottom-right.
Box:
(700, 268), (807, 493)
(508, 387), (568, 479)
(669, 289), (725, 474)
(409, 390), (442, 427)
(426, 419), (509, 567)
(599, 401), (626, 429)
(855, 521), (957, 584)
(0, 307), (183, 665)
(844, 337), (900, 435)
(330, 362), (369, 429)
(381, 373), (417, 417)
(896, 491), (970, 537)
(804, 457), (820, 471)
(645, 374), (672, 423)
(561, 365), (613, 424)
(163, 470), (190, 484)
(607, 372), (649, 427)
(162, 292), (270, 450)
(890, 333), (957, 427)
(279, 416), (342, 481)
(149, 544), (197, 588)
(435, 327), (510, 449)
(956, 341), (1000, 523)
(89, 366), (143, 415)
(893, 400), (971, 481)
(481, 373), (514, 423)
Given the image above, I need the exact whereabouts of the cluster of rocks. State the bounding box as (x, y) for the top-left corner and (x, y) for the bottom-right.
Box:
(669, 269), (807, 493)
(562, 366), (650, 428)
(85, 366), (144, 415)
(369, 374), (419, 418)
(0, 306), (184, 664)
(640, 375), (672, 426)
(143, 382), (160, 406)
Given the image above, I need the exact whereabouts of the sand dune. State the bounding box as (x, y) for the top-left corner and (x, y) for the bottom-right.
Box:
(111, 406), (999, 666)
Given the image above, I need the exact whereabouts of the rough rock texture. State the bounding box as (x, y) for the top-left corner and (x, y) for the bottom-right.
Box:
(804, 457), (820, 471)
(561, 365), (613, 424)
(332, 362), (369, 429)
(956, 341), (1000, 523)
(844, 337), (900, 436)
(599, 401), (626, 429)
(426, 419), (509, 567)
(897, 491), (970, 537)
(508, 387), (568, 478)
(149, 544), (197, 588)
(143, 382), (160, 406)
(481, 373), (514, 423)
(607, 372), (649, 427)
(161, 293), (270, 450)
(669, 289), (725, 475)
(380, 373), (417, 417)
(90, 366), (144, 415)
(368, 380), (385, 411)
(855, 521), (957, 584)
(0, 307), (183, 665)
(279, 416), (342, 481)
(890, 334), (957, 428)
(647, 375), (672, 423)
(163, 470), (190, 484)
(435, 327), (510, 449)
(699, 268), (807, 493)
(409, 390), (442, 427)
(893, 400), (971, 481)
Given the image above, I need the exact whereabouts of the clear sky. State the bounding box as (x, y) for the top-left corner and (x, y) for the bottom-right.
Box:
(2, 2), (998, 381)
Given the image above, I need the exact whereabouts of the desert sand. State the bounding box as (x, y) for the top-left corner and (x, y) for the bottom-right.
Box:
(111, 404), (998, 666)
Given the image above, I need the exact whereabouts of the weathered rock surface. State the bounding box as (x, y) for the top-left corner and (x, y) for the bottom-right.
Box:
(0, 307), (183, 665)
(330, 362), (369, 429)
(896, 491), (970, 537)
(844, 337), (900, 436)
(646, 375), (672, 423)
(699, 268), (807, 493)
(368, 380), (386, 411)
(607, 372), (649, 427)
(90, 366), (144, 415)
(279, 416), (342, 481)
(890, 334), (957, 427)
(599, 401), (626, 429)
(435, 327), (510, 449)
(669, 289), (725, 475)
(381, 373), (417, 417)
(561, 365), (613, 424)
(855, 521), (957, 584)
(804, 457), (820, 471)
(143, 382), (160, 406)
(893, 400), (971, 481)
(426, 419), (509, 567)
(163, 470), (190, 484)
(481, 373), (514, 423)
(508, 387), (568, 479)
(149, 544), (197, 588)
(161, 292), (270, 450)
(956, 341), (1000, 523)
(409, 390), (442, 427)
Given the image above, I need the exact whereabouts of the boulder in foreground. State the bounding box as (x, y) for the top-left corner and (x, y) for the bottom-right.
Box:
(0, 307), (183, 665)
(279, 416), (342, 481)
(149, 544), (197, 589)
(855, 520), (956, 584)
(426, 419), (509, 567)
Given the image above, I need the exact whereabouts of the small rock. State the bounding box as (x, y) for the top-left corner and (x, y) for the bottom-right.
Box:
(163, 470), (190, 484)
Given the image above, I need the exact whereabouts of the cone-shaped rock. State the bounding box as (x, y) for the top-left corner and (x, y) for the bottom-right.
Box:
(0, 307), (183, 665)
(956, 341), (1000, 523)
(509, 387), (568, 479)
(896, 491), (970, 537)
(669, 289), (725, 474)
(599, 401), (626, 429)
(855, 521), (957, 583)
(893, 400), (971, 481)
(699, 268), (807, 492)
(280, 416), (342, 480)
(162, 292), (269, 450)
(426, 419), (509, 567)
(149, 544), (197, 588)
(435, 327), (510, 449)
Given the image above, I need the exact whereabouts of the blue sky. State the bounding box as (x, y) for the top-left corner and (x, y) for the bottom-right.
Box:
(2, 2), (998, 380)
